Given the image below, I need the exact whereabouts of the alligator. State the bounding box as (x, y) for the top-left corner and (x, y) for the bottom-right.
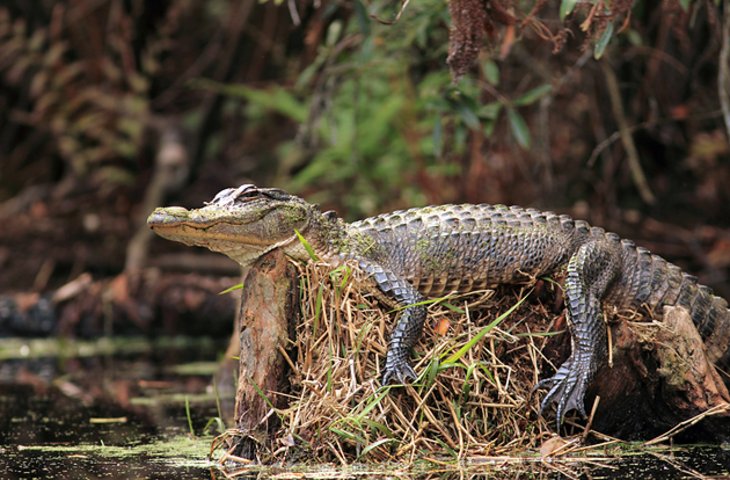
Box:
(148, 184), (730, 424)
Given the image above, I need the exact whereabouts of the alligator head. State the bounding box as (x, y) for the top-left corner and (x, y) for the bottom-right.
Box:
(147, 184), (331, 267)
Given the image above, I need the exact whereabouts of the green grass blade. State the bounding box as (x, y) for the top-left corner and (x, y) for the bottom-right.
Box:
(218, 283), (243, 295)
(390, 293), (462, 312)
(329, 427), (366, 445)
(361, 418), (395, 437)
(184, 395), (194, 436)
(442, 292), (530, 366)
(359, 438), (397, 459)
(294, 229), (319, 261)
(354, 388), (390, 422)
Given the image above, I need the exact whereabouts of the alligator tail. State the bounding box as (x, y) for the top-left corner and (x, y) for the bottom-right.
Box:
(608, 238), (730, 378)
(674, 275), (730, 375)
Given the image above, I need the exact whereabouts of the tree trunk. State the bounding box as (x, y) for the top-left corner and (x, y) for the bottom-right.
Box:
(232, 250), (297, 459)
(586, 306), (730, 440)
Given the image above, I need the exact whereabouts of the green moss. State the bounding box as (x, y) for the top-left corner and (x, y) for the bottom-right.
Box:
(414, 237), (456, 271)
(280, 204), (308, 226)
(18, 435), (212, 466)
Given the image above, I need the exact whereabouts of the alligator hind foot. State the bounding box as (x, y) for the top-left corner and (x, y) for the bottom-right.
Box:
(382, 360), (418, 385)
(537, 355), (591, 425)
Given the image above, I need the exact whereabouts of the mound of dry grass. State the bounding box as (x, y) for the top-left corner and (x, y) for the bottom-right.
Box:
(224, 261), (574, 464)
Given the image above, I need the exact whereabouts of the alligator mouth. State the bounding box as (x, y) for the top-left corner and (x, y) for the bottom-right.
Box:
(149, 221), (274, 247)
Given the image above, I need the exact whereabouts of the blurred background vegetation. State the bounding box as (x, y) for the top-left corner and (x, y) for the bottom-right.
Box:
(1, 0), (729, 298)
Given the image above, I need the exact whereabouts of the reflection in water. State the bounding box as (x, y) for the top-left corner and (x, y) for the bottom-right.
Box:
(0, 336), (227, 478)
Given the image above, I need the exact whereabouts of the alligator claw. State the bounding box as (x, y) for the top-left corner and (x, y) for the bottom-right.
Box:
(382, 361), (417, 385)
(536, 356), (590, 426)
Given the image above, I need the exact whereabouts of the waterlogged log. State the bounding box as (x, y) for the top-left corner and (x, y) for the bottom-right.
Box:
(233, 250), (297, 459)
(586, 306), (730, 440)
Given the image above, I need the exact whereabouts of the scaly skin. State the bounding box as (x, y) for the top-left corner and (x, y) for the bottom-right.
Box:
(148, 185), (730, 425)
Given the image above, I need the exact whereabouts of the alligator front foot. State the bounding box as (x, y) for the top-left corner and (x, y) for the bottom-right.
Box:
(537, 355), (591, 425)
(382, 359), (417, 385)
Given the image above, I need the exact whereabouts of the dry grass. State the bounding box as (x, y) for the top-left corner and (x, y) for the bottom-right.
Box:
(209, 261), (730, 476)
(224, 261), (582, 464)
(212, 260), (646, 467)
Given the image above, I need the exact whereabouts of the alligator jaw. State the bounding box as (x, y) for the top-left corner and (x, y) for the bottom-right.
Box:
(148, 206), (265, 264)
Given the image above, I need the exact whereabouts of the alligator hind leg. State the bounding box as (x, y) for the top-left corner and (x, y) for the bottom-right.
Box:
(538, 238), (622, 425)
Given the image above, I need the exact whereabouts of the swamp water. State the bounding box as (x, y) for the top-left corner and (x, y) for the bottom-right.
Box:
(0, 336), (728, 479)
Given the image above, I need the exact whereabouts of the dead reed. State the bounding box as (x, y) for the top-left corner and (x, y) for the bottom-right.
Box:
(233, 261), (575, 463)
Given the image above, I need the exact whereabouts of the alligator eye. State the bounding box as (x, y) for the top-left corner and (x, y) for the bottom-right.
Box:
(234, 184), (260, 197)
(206, 187), (237, 205)
(207, 185), (261, 206)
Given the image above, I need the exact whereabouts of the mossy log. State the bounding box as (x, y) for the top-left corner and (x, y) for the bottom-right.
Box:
(232, 250), (298, 460)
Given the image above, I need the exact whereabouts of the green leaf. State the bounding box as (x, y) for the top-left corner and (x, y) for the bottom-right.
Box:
(678, 0), (691, 11)
(478, 102), (502, 120)
(190, 78), (306, 122)
(353, 0), (371, 36)
(593, 22), (615, 60)
(390, 293), (459, 311)
(313, 284), (323, 336)
(461, 363), (483, 397)
(325, 21), (343, 47)
(432, 117), (443, 158)
(456, 101), (480, 129)
(421, 357), (440, 388)
(513, 84), (552, 107)
(354, 389), (390, 422)
(481, 60), (500, 85)
(328, 427), (366, 444)
(329, 264), (352, 289)
(506, 108), (531, 149)
(294, 229), (319, 261)
(218, 283), (244, 295)
(559, 0), (579, 20)
(184, 396), (194, 436)
(361, 419), (394, 437)
(442, 302), (465, 314)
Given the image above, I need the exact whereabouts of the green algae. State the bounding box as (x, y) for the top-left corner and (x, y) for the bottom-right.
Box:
(0, 336), (217, 361)
(15, 435), (213, 468)
(167, 361), (221, 376)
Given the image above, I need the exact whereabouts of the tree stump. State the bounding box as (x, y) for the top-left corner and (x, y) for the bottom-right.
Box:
(587, 306), (730, 440)
(232, 250), (297, 459)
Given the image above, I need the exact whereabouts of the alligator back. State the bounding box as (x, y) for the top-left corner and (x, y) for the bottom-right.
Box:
(349, 203), (730, 377)
(348, 203), (591, 296)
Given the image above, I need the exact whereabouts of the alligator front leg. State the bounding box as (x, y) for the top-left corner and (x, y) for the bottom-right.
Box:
(358, 260), (427, 384)
(538, 238), (621, 425)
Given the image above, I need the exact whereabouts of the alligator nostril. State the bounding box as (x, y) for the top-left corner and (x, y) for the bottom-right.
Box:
(147, 207), (189, 226)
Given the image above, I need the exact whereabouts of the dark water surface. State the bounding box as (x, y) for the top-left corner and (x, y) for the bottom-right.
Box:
(0, 336), (728, 479)
(0, 336), (224, 479)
